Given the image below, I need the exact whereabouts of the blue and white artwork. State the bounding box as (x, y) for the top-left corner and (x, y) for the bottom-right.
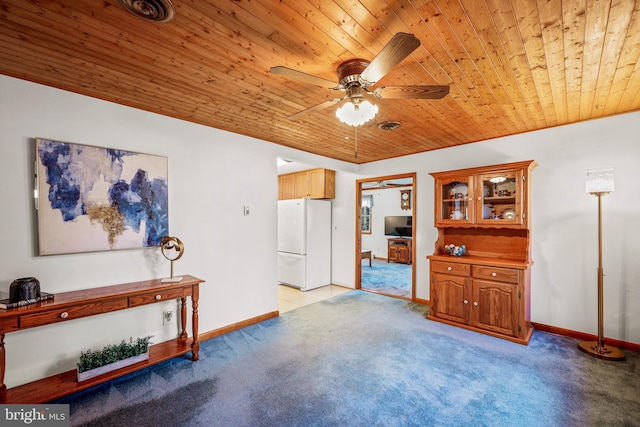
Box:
(36, 138), (169, 255)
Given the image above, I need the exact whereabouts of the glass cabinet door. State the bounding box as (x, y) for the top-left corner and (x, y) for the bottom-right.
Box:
(476, 171), (521, 224)
(437, 178), (473, 224)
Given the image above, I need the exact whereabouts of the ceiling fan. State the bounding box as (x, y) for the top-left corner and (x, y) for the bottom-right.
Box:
(362, 180), (410, 189)
(270, 33), (450, 126)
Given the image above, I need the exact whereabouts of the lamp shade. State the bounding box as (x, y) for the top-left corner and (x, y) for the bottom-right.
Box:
(585, 167), (614, 193)
(336, 100), (378, 126)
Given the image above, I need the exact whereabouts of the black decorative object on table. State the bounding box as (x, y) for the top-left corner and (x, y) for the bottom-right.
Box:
(1, 277), (53, 309)
(9, 277), (41, 302)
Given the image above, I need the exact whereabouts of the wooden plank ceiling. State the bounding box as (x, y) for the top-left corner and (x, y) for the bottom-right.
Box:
(1, 0), (639, 164)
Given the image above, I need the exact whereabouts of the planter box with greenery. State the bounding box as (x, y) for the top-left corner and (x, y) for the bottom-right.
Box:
(77, 336), (153, 382)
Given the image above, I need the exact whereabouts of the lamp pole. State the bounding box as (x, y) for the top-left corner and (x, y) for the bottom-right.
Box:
(578, 190), (625, 361)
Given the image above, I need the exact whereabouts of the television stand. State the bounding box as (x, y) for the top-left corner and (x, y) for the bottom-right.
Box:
(388, 238), (412, 265)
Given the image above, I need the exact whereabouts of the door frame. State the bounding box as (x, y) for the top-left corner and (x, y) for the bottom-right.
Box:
(356, 172), (417, 300)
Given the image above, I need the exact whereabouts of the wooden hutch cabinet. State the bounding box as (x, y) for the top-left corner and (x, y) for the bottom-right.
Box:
(278, 168), (335, 200)
(388, 238), (412, 264)
(427, 160), (537, 345)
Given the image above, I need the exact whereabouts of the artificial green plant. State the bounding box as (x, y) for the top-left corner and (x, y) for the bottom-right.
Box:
(77, 335), (153, 373)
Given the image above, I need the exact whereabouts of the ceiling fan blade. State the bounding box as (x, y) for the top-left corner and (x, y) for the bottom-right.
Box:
(359, 33), (421, 87)
(371, 85), (450, 99)
(288, 97), (344, 120)
(362, 180), (385, 189)
(363, 179), (411, 189)
(270, 66), (341, 90)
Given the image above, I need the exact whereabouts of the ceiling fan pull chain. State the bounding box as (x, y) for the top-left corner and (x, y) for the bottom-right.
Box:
(355, 126), (358, 159)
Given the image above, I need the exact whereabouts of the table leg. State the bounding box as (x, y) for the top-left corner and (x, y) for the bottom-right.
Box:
(180, 297), (187, 340)
(191, 284), (199, 361)
(0, 334), (5, 391)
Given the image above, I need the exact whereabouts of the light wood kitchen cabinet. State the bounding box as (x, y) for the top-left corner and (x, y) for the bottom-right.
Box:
(279, 173), (296, 200)
(427, 160), (536, 345)
(294, 172), (311, 198)
(278, 168), (335, 200)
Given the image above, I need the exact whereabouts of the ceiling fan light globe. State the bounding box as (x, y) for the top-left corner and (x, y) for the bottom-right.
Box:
(336, 101), (378, 126)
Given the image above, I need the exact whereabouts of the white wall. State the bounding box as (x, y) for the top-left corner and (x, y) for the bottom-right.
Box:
(0, 75), (356, 388)
(327, 169), (360, 287)
(359, 113), (640, 344)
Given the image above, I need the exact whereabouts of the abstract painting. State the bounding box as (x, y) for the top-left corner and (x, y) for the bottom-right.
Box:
(35, 138), (168, 255)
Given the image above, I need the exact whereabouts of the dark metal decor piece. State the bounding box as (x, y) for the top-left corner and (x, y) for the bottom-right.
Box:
(9, 277), (41, 303)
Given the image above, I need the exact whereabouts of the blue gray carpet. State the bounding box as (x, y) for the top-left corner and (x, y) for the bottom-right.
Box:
(361, 258), (411, 297)
(56, 291), (640, 426)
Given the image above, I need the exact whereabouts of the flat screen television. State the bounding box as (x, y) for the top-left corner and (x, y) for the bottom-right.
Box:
(384, 215), (412, 237)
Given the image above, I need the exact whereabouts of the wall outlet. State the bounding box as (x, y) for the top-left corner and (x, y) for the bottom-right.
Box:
(243, 205), (250, 216)
(163, 309), (173, 325)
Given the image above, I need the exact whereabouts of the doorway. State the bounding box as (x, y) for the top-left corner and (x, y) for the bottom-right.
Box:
(356, 173), (416, 300)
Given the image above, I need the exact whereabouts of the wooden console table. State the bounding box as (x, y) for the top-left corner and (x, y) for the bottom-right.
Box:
(0, 274), (204, 403)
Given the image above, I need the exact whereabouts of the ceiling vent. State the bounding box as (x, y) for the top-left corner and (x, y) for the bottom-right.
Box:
(118, 0), (175, 23)
(378, 121), (401, 131)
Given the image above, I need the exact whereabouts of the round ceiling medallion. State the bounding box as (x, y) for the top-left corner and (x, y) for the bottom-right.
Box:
(118, 0), (175, 23)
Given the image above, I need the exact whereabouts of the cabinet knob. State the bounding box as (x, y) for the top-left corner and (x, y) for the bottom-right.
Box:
(473, 302), (478, 307)
(447, 266), (452, 271)
(491, 272), (497, 277)
(155, 295), (162, 300)
(463, 300), (468, 305)
(60, 312), (69, 319)
(477, 196), (481, 201)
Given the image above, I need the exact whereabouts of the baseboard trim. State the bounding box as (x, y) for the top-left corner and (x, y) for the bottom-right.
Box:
(531, 322), (640, 353)
(198, 311), (279, 342)
(415, 297), (429, 305)
(197, 312), (639, 355)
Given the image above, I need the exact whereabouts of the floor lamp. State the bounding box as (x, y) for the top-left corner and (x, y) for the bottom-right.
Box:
(578, 167), (625, 361)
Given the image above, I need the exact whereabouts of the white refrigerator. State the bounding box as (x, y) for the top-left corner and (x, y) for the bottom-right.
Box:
(277, 198), (332, 291)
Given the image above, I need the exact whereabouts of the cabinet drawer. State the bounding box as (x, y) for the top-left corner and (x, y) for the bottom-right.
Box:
(128, 288), (185, 307)
(431, 261), (470, 276)
(103, 297), (129, 312)
(19, 303), (103, 329)
(472, 265), (520, 284)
